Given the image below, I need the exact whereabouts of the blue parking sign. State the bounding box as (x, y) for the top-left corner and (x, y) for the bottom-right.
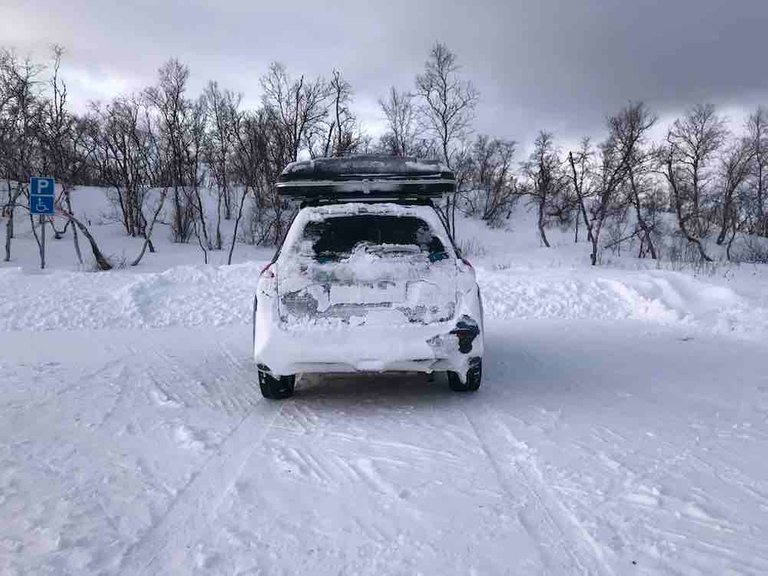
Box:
(31, 177), (55, 196)
(30, 177), (56, 215)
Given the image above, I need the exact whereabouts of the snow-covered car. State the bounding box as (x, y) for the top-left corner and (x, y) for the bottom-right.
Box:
(253, 156), (483, 399)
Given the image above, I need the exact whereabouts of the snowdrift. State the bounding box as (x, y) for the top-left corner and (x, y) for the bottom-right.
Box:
(1, 262), (765, 337)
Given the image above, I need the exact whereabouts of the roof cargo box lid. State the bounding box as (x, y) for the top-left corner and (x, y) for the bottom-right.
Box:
(276, 155), (455, 200)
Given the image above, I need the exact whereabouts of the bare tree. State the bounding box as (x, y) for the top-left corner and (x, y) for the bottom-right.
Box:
(232, 108), (291, 248)
(745, 107), (768, 235)
(522, 132), (568, 248)
(180, 94), (210, 262)
(40, 49), (112, 270)
(588, 131), (635, 265)
(379, 87), (416, 156)
(415, 43), (479, 234)
(608, 102), (658, 259)
(465, 135), (518, 224)
(568, 139), (595, 245)
(145, 59), (195, 243)
(715, 139), (752, 246)
(305, 69), (362, 158)
(326, 70), (361, 157)
(203, 81), (241, 251)
(37, 46), (83, 264)
(94, 96), (155, 238)
(0, 50), (44, 263)
(261, 62), (330, 162)
(568, 112), (639, 266)
(658, 104), (727, 262)
(667, 103), (727, 236)
(131, 189), (168, 266)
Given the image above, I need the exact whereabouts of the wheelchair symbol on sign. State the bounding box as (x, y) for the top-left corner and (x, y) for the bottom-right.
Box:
(36, 197), (48, 213)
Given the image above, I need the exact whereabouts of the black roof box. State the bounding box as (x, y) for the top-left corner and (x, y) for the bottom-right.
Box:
(276, 155), (455, 201)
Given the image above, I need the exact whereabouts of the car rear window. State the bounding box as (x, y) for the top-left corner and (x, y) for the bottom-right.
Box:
(301, 215), (449, 263)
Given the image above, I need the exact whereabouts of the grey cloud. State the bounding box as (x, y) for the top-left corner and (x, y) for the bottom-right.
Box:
(3, 0), (767, 147)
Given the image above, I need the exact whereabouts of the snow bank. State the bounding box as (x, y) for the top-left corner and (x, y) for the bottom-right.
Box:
(478, 265), (767, 336)
(1, 259), (765, 337)
(0, 263), (262, 331)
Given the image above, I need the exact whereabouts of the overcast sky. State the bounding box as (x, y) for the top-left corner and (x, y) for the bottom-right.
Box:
(3, 0), (767, 150)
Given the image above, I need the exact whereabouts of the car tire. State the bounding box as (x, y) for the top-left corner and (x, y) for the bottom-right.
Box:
(447, 358), (482, 392)
(258, 370), (296, 399)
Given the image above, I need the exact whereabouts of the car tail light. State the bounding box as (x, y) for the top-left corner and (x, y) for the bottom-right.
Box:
(450, 315), (480, 353)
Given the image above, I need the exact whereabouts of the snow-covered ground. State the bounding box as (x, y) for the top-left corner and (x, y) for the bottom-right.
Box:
(1, 189), (768, 574)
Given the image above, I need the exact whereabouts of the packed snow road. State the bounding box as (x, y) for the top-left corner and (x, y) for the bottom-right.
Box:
(2, 306), (768, 574)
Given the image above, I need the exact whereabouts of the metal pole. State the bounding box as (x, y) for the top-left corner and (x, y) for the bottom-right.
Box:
(40, 214), (46, 270)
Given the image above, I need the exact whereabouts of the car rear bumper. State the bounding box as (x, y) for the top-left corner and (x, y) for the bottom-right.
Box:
(254, 319), (483, 378)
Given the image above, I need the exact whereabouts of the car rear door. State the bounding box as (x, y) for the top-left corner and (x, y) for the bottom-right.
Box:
(277, 208), (458, 327)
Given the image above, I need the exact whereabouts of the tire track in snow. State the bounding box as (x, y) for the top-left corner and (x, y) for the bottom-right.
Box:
(119, 397), (284, 574)
(144, 347), (261, 415)
(118, 338), (280, 574)
(459, 400), (615, 576)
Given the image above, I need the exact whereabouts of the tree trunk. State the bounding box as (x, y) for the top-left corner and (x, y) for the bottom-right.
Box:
(574, 211), (579, 243)
(716, 188), (734, 245)
(537, 196), (551, 247)
(228, 188), (249, 265)
(194, 218), (209, 264)
(63, 187), (83, 265)
(192, 187), (211, 250)
(4, 205), (14, 262)
(115, 186), (130, 235)
(726, 220), (739, 261)
(4, 187), (22, 262)
(215, 189), (223, 250)
(173, 186), (183, 242)
(665, 158), (712, 263)
(58, 209), (113, 271)
(132, 190), (167, 266)
(758, 163), (766, 236)
(590, 233), (598, 266)
(224, 186), (232, 220)
(628, 170), (656, 259)
(567, 152), (594, 244)
(450, 193), (458, 237)
(443, 196), (453, 236)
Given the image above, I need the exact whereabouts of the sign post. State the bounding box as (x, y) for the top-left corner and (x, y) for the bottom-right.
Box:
(29, 177), (55, 269)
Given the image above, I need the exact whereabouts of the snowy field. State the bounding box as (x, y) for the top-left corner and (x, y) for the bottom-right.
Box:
(2, 190), (768, 575)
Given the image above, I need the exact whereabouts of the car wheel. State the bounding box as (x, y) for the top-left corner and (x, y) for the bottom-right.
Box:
(258, 370), (296, 399)
(447, 358), (482, 392)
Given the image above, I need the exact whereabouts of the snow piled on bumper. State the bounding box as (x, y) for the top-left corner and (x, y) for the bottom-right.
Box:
(0, 262), (765, 337)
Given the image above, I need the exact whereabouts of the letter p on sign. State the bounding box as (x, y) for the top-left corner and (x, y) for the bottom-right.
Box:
(31, 177), (55, 196)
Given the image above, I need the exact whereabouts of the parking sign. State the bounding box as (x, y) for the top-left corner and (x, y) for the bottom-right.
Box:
(31, 195), (54, 214)
(30, 177), (55, 215)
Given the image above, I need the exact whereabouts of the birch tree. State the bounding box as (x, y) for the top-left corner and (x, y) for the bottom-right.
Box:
(415, 43), (478, 234)
(379, 87), (416, 156)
